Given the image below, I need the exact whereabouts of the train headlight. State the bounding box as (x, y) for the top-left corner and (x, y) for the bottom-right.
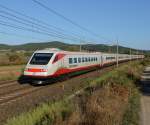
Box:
(40, 69), (48, 72)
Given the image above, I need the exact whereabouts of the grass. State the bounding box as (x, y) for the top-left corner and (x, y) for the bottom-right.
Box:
(0, 52), (27, 66)
(122, 88), (140, 125)
(5, 100), (73, 125)
(0, 65), (25, 81)
(5, 60), (149, 125)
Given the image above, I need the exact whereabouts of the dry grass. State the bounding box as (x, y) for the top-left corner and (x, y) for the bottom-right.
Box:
(65, 85), (129, 125)
(0, 65), (25, 81)
(0, 52), (28, 66)
(0, 55), (9, 65)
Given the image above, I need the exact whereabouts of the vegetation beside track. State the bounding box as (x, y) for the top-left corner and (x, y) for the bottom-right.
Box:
(0, 65), (25, 81)
(5, 60), (149, 125)
(0, 51), (28, 66)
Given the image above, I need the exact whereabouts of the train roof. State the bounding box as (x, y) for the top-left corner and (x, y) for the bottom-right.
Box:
(34, 48), (143, 56)
(34, 48), (102, 55)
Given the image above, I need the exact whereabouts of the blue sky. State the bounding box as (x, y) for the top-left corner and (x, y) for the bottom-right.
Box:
(0, 0), (150, 50)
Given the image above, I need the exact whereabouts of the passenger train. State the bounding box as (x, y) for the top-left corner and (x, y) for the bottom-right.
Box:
(23, 48), (144, 84)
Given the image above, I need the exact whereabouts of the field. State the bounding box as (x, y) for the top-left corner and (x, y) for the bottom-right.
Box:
(0, 65), (25, 81)
(4, 60), (149, 125)
(0, 51), (27, 81)
(0, 51), (29, 66)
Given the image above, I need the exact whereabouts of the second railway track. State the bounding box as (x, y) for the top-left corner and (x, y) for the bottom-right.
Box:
(0, 80), (45, 106)
(0, 87), (43, 106)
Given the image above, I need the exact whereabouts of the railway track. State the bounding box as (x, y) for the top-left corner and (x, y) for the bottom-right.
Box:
(0, 87), (43, 106)
(0, 83), (34, 96)
(0, 69), (113, 106)
(0, 80), (17, 86)
(0, 62), (127, 106)
(0, 80), (46, 106)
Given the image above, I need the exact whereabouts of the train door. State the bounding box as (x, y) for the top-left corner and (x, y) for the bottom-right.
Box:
(60, 57), (64, 68)
(60, 54), (66, 69)
(56, 53), (65, 69)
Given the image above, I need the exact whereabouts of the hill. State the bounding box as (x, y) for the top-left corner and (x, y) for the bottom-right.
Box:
(0, 41), (149, 55)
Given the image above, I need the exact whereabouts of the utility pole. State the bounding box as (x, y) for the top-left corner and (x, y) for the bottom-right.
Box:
(137, 50), (139, 60)
(116, 39), (119, 68)
(130, 48), (132, 64)
(109, 45), (111, 53)
(80, 41), (83, 52)
(80, 42), (82, 52)
(142, 50), (144, 61)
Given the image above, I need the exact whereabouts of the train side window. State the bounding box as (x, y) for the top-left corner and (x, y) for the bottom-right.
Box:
(85, 57), (88, 62)
(74, 58), (77, 63)
(88, 57), (90, 62)
(96, 57), (97, 61)
(69, 58), (73, 64)
(82, 57), (85, 62)
(78, 58), (81, 63)
(91, 57), (93, 61)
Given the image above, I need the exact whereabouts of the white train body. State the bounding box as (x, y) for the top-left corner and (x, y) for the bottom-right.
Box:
(23, 48), (144, 83)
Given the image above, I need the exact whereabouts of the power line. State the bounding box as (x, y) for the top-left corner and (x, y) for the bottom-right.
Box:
(0, 20), (81, 41)
(0, 15), (78, 42)
(32, 0), (112, 42)
(0, 3), (90, 42)
(33, 0), (92, 32)
(0, 4), (71, 34)
(0, 31), (47, 41)
(0, 10), (82, 42)
(0, 4), (66, 32)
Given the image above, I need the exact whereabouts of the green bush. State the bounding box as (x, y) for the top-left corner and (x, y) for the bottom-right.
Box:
(6, 100), (73, 125)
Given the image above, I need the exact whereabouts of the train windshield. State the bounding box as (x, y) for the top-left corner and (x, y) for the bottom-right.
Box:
(30, 53), (53, 65)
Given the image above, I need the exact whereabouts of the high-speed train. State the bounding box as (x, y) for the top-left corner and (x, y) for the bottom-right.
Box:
(23, 48), (144, 84)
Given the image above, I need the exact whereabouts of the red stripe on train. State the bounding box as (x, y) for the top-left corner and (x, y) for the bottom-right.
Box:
(25, 68), (47, 72)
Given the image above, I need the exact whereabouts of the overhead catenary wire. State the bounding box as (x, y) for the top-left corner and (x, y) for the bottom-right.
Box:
(0, 10), (83, 42)
(0, 20), (82, 41)
(0, 14), (79, 42)
(32, 0), (112, 42)
(0, 4), (92, 43)
(0, 4), (77, 36)
(0, 31), (47, 41)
